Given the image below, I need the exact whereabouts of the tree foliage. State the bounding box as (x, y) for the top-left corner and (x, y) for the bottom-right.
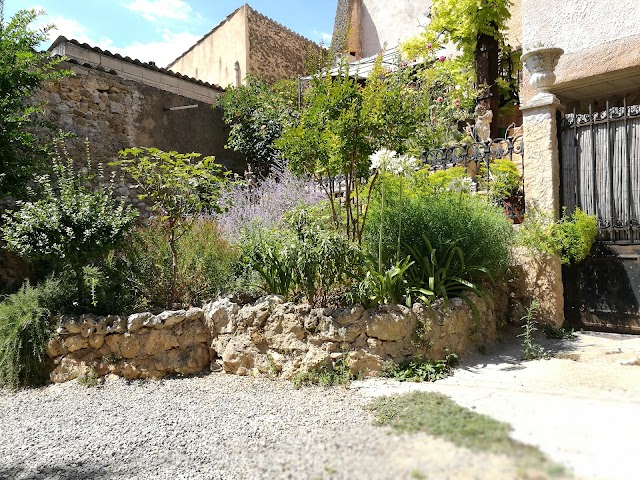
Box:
(117, 148), (228, 307)
(276, 52), (472, 243)
(218, 77), (298, 176)
(0, 2), (71, 197)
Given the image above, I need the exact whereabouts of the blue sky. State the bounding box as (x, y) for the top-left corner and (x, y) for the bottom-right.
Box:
(5, 1), (337, 67)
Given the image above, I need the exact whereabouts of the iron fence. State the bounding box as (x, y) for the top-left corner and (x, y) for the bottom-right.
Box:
(561, 99), (640, 243)
(420, 127), (525, 221)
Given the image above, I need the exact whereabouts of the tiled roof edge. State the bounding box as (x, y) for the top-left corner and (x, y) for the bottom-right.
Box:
(49, 36), (225, 92)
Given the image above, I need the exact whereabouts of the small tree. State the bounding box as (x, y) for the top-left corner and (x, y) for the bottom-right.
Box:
(2, 142), (138, 305)
(403, 0), (514, 138)
(117, 148), (228, 307)
(0, 2), (71, 198)
(218, 77), (298, 176)
(277, 54), (443, 243)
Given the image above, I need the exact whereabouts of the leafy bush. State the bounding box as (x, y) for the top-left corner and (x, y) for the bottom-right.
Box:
(364, 189), (514, 279)
(416, 166), (468, 194)
(518, 208), (597, 265)
(0, 281), (55, 389)
(403, 236), (491, 316)
(240, 205), (361, 305)
(125, 218), (239, 309)
(0, 3), (71, 198)
(117, 148), (228, 307)
(357, 255), (414, 306)
(218, 77), (299, 175)
(487, 158), (522, 201)
(2, 142), (137, 306)
(554, 208), (598, 264)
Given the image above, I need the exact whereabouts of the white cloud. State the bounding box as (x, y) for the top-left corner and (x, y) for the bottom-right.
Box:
(38, 14), (114, 49)
(124, 0), (194, 23)
(34, 11), (198, 67)
(321, 32), (333, 45)
(115, 30), (201, 67)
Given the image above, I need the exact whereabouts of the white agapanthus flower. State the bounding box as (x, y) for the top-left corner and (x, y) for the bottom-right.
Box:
(369, 149), (418, 176)
(389, 154), (419, 176)
(447, 176), (475, 194)
(369, 148), (397, 172)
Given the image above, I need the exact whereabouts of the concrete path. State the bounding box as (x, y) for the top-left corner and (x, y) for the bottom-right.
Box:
(353, 328), (640, 480)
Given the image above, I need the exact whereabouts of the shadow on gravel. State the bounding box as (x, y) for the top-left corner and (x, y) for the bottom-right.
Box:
(0, 464), (113, 480)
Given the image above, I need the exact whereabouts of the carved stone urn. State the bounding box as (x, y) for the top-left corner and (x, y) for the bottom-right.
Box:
(521, 47), (564, 96)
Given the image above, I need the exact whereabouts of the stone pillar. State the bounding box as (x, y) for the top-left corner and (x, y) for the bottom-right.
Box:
(518, 47), (565, 327)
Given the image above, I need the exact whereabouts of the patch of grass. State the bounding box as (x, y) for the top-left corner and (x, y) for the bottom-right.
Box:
(367, 392), (567, 477)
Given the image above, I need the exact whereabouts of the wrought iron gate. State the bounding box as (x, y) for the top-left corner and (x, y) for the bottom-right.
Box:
(561, 99), (640, 332)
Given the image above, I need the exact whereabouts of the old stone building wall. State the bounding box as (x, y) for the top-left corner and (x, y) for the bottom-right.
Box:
(36, 59), (244, 211)
(246, 7), (324, 85)
(168, 5), (323, 87)
(333, 0), (431, 58)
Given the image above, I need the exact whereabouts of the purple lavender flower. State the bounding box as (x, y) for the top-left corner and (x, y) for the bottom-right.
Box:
(217, 162), (324, 240)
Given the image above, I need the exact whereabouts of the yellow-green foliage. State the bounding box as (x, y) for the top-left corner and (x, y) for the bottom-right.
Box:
(417, 167), (468, 194)
(519, 208), (597, 265)
(553, 209), (598, 265)
(488, 159), (521, 200)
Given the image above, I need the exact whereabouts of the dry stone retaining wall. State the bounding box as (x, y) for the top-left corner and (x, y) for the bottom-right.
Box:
(48, 293), (506, 383)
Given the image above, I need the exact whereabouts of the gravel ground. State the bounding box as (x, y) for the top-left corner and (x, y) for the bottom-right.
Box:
(0, 373), (531, 480)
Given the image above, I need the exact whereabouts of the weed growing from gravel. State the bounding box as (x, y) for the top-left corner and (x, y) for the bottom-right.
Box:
(77, 370), (99, 387)
(382, 351), (459, 382)
(367, 392), (567, 477)
(518, 300), (547, 360)
(291, 356), (356, 389)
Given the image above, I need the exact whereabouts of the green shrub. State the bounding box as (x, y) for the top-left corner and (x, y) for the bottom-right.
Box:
(518, 208), (597, 265)
(117, 147), (228, 307)
(240, 206), (362, 304)
(483, 158), (522, 201)
(2, 142), (137, 306)
(415, 166), (468, 194)
(364, 190), (514, 279)
(554, 208), (598, 264)
(0, 281), (55, 389)
(126, 218), (239, 309)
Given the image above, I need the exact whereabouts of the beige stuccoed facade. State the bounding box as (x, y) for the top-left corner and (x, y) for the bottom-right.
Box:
(167, 4), (323, 87)
(333, 0), (432, 59)
(521, 0), (640, 103)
